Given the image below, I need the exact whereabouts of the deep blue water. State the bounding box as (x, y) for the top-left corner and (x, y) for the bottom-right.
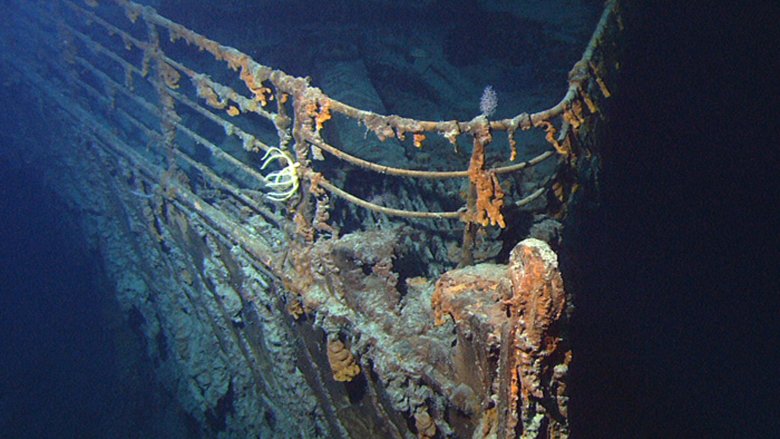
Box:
(1, 1), (778, 438)
(0, 161), (121, 436)
(0, 135), (190, 439)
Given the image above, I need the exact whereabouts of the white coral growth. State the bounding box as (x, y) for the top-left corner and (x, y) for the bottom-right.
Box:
(480, 85), (498, 117)
(260, 147), (300, 201)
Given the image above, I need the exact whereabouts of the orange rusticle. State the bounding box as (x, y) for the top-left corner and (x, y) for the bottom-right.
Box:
(305, 99), (332, 133)
(592, 63), (611, 98)
(226, 55), (243, 71)
(475, 169), (505, 228)
(226, 105), (240, 117)
(237, 60), (274, 106)
(255, 87), (274, 107)
(327, 338), (360, 382)
(159, 61), (181, 89)
(539, 120), (571, 156)
(304, 101), (318, 118)
(195, 80), (227, 109)
(508, 130), (518, 161)
(563, 100), (585, 130)
(315, 100), (331, 132)
(413, 133), (426, 148)
(467, 138), (506, 228)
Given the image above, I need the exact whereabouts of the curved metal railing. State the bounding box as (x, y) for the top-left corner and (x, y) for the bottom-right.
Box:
(10, 0), (619, 265)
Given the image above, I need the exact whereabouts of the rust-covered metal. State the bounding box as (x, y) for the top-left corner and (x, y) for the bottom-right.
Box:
(432, 239), (570, 437)
(0, 0), (623, 436)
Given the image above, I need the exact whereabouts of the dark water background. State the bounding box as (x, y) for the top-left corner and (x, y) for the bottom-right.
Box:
(570, 3), (778, 437)
(1, 1), (777, 438)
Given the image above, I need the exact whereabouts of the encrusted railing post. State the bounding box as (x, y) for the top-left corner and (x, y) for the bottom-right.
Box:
(499, 239), (571, 438)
